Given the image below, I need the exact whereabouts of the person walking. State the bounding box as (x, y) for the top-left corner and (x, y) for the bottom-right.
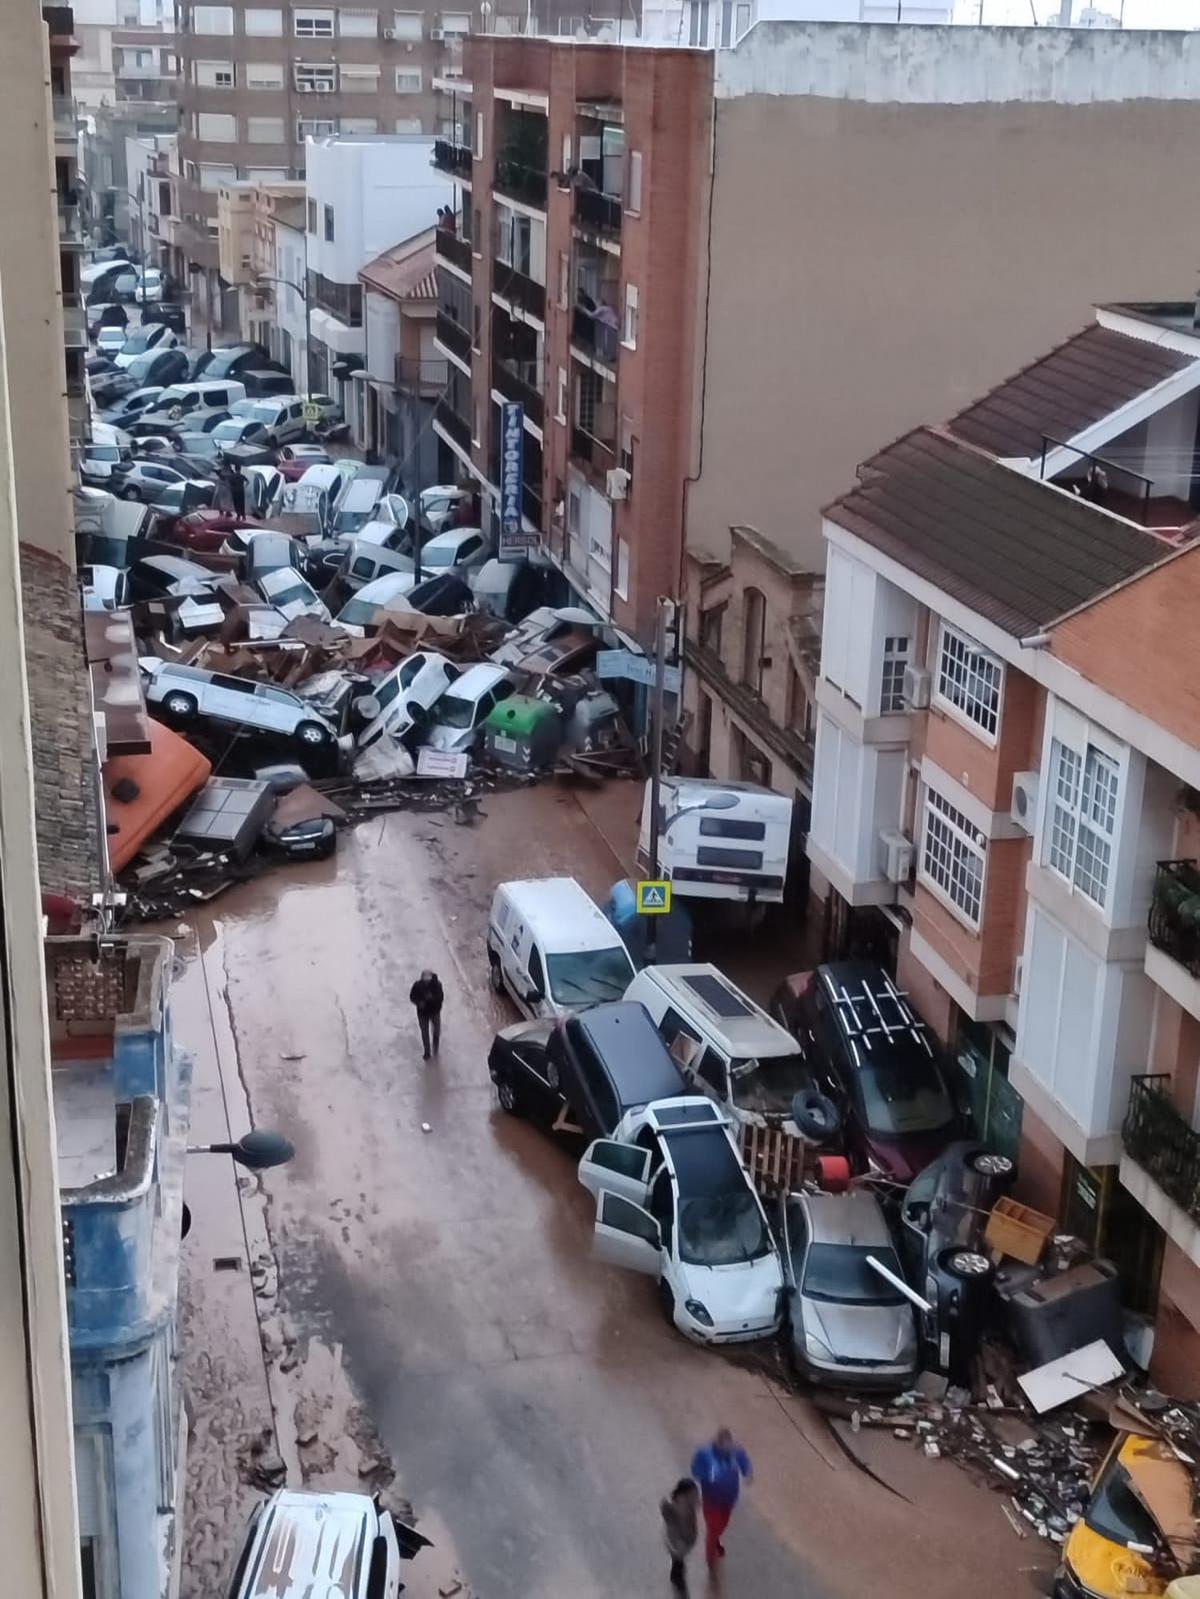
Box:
(690, 1428), (752, 1570)
(660, 1478), (699, 1596)
(228, 459), (246, 519)
(409, 970), (444, 1060)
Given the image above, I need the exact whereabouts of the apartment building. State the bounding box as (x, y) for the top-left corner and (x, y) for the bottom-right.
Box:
(431, 35), (713, 643)
(806, 298), (1200, 1386)
(358, 226), (442, 478)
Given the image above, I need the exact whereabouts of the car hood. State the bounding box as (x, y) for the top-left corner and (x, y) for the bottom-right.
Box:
(423, 722), (474, 753)
(861, 1125), (955, 1185)
(680, 1253), (783, 1333)
(800, 1296), (915, 1364)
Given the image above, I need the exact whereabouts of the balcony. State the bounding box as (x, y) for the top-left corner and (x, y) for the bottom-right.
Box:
(53, 95), (77, 148)
(494, 158), (547, 211)
(58, 195), (83, 244)
(571, 424), (616, 477)
(435, 310), (472, 365)
(1145, 859), (1200, 1023)
(396, 353), (448, 398)
(571, 303), (619, 365)
(435, 225), (472, 276)
(61, 294), (87, 347)
(493, 259), (545, 322)
(574, 187), (622, 239)
(433, 138), (473, 181)
(493, 357), (544, 429)
(1123, 1074), (1200, 1230)
(435, 395), (472, 454)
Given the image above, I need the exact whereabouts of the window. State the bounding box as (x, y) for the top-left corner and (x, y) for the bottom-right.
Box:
(880, 634), (909, 715)
(294, 6), (335, 33)
(558, 250), (569, 310)
(1047, 739), (1119, 907)
(247, 115), (285, 142)
(294, 62), (336, 91)
(195, 59), (234, 86)
(622, 283), (638, 349)
(193, 3), (234, 31)
(700, 603), (724, 655)
(688, 0), (709, 43)
(620, 416), (635, 485)
(394, 116), (421, 133)
(626, 149), (642, 213)
(340, 116), (378, 133)
(395, 66), (422, 92)
(936, 622), (1002, 740)
(197, 112), (237, 140)
(307, 197), (317, 232)
(736, 0), (750, 30)
(323, 204), (335, 241)
(555, 365), (566, 423)
(339, 5), (378, 32)
(391, 9), (423, 34)
(340, 63), (380, 90)
(442, 9), (470, 29)
(921, 788), (986, 926)
(719, 0), (733, 43)
(243, 5), (283, 29)
(742, 586), (765, 695)
(245, 60), (285, 86)
(616, 538), (629, 600)
(298, 117), (336, 140)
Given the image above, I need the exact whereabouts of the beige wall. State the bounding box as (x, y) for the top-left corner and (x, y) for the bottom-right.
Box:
(690, 70), (1200, 570)
(0, 11), (74, 565)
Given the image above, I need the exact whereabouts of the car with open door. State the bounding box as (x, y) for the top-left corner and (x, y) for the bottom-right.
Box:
(897, 1139), (1014, 1379)
(577, 1097), (784, 1344)
(779, 1187), (917, 1390)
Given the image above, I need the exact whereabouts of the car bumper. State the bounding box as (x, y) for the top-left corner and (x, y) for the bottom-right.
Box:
(794, 1350), (917, 1391)
(687, 1316), (780, 1346)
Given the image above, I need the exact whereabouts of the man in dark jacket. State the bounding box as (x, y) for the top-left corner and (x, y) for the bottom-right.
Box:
(409, 970), (444, 1060)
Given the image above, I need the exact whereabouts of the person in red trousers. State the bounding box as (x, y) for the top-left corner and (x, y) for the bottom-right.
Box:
(689, 1427), (753, 1569)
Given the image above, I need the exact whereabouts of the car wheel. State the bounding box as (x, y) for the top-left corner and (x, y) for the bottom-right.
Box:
(940, 1247), (993, 1283)
(658, 1279), (676, 1328)
(497, 1077), (519, 1115)
(488, 955), (505, 995)
(296, 721), (329, 746)
(163, 691), (197, 719)
(120, 485), (140, 500)
(546, 1056), (560, 1091)
(967, 1150), (1015, 1181)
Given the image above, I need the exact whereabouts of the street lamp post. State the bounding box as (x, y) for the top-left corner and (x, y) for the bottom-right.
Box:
(252, 272), (310, 398)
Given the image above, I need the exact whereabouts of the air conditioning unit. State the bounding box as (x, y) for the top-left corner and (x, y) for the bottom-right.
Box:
(383, 25), (396, 36)
(430, 26), (445, 37)
(314, 81), (333, 92)
(1010, 771), (1039, 835)
(296, 81), (314, 91)
(880, 829), (913, 885)
(902, 663), (931, 710)
(605, 466), (629, 501)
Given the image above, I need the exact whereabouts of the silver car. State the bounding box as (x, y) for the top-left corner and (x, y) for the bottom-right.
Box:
(780, 1188), (917, 1390)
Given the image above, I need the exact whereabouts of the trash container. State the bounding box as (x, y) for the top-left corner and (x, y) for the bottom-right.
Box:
(481, 695), (563, 771)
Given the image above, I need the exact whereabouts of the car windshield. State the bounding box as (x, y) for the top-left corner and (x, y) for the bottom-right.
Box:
(802, 1243), (907, 1305)
(332, 510), (367, 535)
(212, 421), (243, 442)
(545, 947), (634, 1005)
(433, 693), (476, 729)
(154, 486), (185, 511)
(121, 330), (154, 354)
(1085, 1460), (1162, 1549)
(421, 543), (456, 568)
(857, 1061), (954, 1136)
(678, 1190), (771, 1267)
(248, 403), (279, 423)
(268, 579), (313, 608)
(87, 445), (122, 463)
(337, 598), (379, 627)
(730, 1052), (813, 1115)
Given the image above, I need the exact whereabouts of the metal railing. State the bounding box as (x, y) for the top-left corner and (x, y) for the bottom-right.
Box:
(573, 187), (622, 237)
(435, 226), (472, 275)
(1149, 859), (1200, 977)
(571, 303), (619, 364)
(571, 424), (616, 475)
(435, 396), (472, 453)
(61, 295), (87, 346)
(52, 95), (76, 141)
(435, 309), (472, 363)
(433, 139), (473, 180)
(395, 354), (449, 393)
(57, 195), (83, 241)
(493, 357), (544, 427)
(494, 158), (547, 209)
(1124, 1074), (1200, 1224)
(492, 259), (545, 321)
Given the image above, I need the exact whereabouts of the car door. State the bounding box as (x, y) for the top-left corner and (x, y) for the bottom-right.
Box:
(203, 672), (260, 725)
(578, 1139), (653, 1205)
(255, 683), (302, 734)
(510, 1031), (570, 1128)
(591, 1190), (662, 1276)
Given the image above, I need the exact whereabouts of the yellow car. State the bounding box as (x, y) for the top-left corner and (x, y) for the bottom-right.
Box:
(1056, 1435), (1183, 1599)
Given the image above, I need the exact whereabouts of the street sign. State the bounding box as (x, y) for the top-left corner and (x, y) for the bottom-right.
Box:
(416, 747), (470, 779)
(596, 648), (681, 695)
(636, 880), (672, 915)
(498, 401), (537, 561)
(302, 401), (320, 424)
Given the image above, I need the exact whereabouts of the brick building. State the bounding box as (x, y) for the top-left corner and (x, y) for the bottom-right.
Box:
(806, 297), (1200, 1387)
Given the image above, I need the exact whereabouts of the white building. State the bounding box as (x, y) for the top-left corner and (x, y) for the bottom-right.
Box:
(273, 207), (309, 392)
(684, 0), (952, 48)
(303, 136), (450, 431)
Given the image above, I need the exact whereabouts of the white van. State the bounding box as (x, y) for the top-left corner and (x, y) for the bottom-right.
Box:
(341, 538), (414, 593)
(487, 877), (636, 1020)
(146, 379), (247, 426)
(232, 394), (307, 445)
(637, 777), (793, 905)
(329, 476), (386, 539)
(283, 461), (359, 525)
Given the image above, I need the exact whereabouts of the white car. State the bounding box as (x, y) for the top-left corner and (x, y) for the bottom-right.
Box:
(257, 566), (331, 624)
(424, 663), (515, 753)
(228, 1489), (429, 1599)
(578, 1097), (785, 1345)
(415, 526), (494, 579)
(133, 268), (165, 303)
(210, 416), (270, 452)
(113, 324), (178, 369)
(418, 483), (472, 534)
(80, 564), (129, 611)
(334, 571), (420, 635)
(357, 650), (459, 750)
(95, 325), (127, 357)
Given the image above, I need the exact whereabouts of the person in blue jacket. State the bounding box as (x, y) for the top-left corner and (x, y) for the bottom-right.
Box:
(689, 1428), (753, 1569)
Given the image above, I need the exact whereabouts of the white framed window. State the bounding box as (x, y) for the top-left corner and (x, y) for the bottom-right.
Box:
(339, 6), (378, 33)
(626, 149), (642, 214)
(555, 365), (566, 423)
(588, 520), (612, 572)
(294, 6), (335, 33)
(1046, 739), (1119, 908)
(244, 166), (287, 179)
(616, 538), (629, 600)
(880, 635), (909, 715)
(441, 10), (470, 30)
(299, 119), (336, 142)
(294, 62), (336, 90)
(567, 489), (581, 535)
(195, 58), (234, 86)
(622, 283), (638, 349)
(197, 111), (237, 140)
(341, 116), (378, 133)
(921, 788), (986, 928)
(247, 115), (285, 142)
(390, 9), (423, 34)
(192, 3), (234, 32)
(245, 60), (285, 87)
(199, 163), (237, 191)
(243, 6), (283, 31)
(340, 63), (380, 90)
(395, 66), (422, 92)
(394, 116), (421, 133)
(935, 621), (1002, 741)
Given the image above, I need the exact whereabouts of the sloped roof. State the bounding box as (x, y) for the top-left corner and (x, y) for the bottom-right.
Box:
(358, 228), (437, 302)
(947, 323), (1195, 461)
(824, 427), (1182, 638)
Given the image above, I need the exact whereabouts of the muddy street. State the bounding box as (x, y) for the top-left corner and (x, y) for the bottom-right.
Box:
(176, 784), (1049, 1599)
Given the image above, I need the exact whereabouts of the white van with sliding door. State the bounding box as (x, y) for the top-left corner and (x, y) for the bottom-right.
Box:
(487, 877), (636, 1020)
(637, 777), (793, 905)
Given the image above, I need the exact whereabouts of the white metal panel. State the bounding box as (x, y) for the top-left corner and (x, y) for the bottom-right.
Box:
(821, 546), (851, 694)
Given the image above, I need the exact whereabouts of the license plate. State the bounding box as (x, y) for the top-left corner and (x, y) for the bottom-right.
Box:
(493, 734), (516, 752)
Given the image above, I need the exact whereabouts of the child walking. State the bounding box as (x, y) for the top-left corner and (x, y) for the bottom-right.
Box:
(660, 1478), (700, 1595)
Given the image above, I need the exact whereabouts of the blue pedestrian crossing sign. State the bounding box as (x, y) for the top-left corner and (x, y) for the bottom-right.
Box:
(636, 880), (671, 915)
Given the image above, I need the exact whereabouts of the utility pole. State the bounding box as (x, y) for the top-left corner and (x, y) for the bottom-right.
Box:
(647, 594), (671, 880)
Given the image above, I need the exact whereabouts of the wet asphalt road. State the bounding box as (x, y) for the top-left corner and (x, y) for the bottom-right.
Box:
(182, 786), (1050, 1599)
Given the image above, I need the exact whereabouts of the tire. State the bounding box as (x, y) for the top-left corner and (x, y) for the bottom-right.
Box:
(790, 1089), (842, 1144)
(489, 954), (505, 996)
(546, 1056), (560, 1091)
(120, 486), (140, 501)
(657, 1279), (676, 1328)
(967, 1150), (1015, 1181)
(939, 1247), (993, 1283)
(163, 691), (197, 719)
(296, 720), (329, 747)
(496, 1077), (519, 1115)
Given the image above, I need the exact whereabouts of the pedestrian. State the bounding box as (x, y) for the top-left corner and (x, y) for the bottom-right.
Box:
(228, 459), (246, 519)
(409, 969), (444, 1060)
(660, 1478), (699, 1596)
(690, 1428), (752, 1570)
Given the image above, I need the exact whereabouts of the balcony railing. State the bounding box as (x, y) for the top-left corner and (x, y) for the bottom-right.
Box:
(435, 226), (472, 275)
(52, 95), (76, 142)
(433, 138), (473, 181)
(522, 480), (542, 530)
(494, 158), (547, 210)
(1124, 1074), (1200, 1225)
(1149, 859), (1200, 978)
(435, 310), (472, 364)
(61, 295), (87, 346)
(493, 259), (545, 321)
(493, 358), (544, 428)
(574, 187), (622, 238)
(571, 424), (616, 476)
(571, 304), (619, 365)
(58, 195), (83, 242)
(395, 354), (449, 395)
(435, 395), (472, 454)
